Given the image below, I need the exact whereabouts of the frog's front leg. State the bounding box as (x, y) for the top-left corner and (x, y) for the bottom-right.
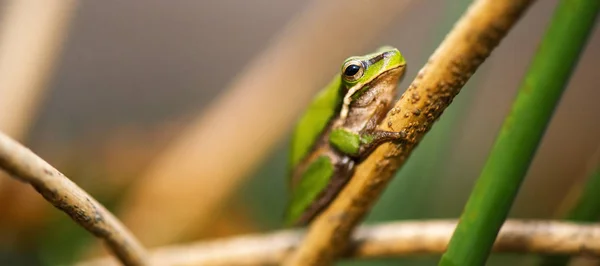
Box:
(329, 101), (407, 159)
(358, 129), (407, 159)
(329, 128), (406, 160)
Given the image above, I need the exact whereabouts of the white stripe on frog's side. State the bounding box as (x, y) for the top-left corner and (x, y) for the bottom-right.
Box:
(338, 83), (361, 123)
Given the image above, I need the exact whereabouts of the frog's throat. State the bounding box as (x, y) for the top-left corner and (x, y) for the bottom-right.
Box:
(338, 66), (402, 124)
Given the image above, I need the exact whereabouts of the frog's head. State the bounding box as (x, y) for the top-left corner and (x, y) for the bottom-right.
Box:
(337, 47), (406, 119)
(340, 46), (406, 89)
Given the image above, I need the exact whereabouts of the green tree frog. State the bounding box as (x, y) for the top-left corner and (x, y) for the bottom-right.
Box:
(286, 46), (407, 226)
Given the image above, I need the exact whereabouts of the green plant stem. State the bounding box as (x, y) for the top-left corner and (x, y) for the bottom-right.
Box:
(538, 166), (600, 266)
(438, 0), (600, 265)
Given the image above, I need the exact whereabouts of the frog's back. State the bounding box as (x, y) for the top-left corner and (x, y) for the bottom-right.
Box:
(286, 75), (345, 226)
(288, 75), (342, 172)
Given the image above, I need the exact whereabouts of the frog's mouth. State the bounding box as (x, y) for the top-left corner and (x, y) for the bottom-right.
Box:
(338, 65), (405, 122)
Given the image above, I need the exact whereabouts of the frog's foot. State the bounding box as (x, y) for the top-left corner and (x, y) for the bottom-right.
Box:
(356, 130), (407, 160)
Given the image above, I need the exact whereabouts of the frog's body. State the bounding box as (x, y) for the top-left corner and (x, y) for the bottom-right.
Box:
(285, 47), (407, 226)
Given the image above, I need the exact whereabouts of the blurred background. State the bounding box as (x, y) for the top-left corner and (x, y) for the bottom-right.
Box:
(0, 0), (598, 265)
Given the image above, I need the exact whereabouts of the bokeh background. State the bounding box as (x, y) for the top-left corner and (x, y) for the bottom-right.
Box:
(0, 0), (598, 265)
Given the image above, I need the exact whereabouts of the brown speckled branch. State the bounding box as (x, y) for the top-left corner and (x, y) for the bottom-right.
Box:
(0, 132), (150, 266)
(79, 220), (600, 266)
(284, 0), (536, 265)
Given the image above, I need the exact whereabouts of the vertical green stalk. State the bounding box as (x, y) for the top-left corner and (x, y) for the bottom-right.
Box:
(438, 0), (600, 265)
(538, 165), (600, 266)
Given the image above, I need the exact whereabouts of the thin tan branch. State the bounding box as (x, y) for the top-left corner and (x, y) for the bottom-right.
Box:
(284, 0), (536, 265)
(79, 219), (600, 266)
(0, 132), (150, 266)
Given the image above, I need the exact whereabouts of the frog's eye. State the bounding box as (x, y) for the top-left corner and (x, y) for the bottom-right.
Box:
(342, 60), (365, 82)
